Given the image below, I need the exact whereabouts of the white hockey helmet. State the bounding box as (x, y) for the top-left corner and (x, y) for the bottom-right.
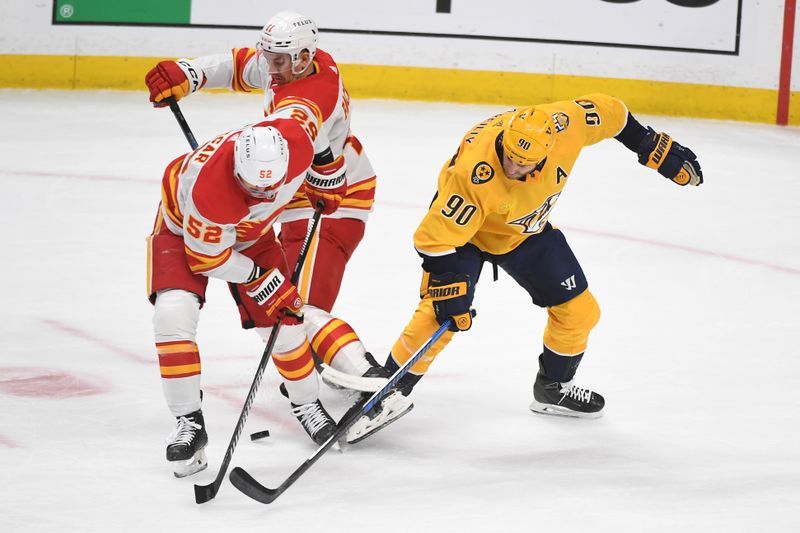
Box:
(257, 11), (318, 74)
(233, 125), (289, 199)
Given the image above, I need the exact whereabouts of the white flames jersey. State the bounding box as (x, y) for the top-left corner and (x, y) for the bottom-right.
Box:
(159, 113), (317, 283)
(187, 47), (376, 222)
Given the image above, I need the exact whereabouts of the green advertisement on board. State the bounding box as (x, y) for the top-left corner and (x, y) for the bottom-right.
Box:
(54, 0), (191, 25)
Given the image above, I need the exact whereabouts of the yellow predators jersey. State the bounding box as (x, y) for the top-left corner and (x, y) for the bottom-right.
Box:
(414, 93), (629, 258)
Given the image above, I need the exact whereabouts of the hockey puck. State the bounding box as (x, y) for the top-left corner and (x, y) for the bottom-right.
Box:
(249, 430), (270, 441)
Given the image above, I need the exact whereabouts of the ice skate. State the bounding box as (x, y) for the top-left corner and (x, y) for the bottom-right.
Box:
(166, 409), (209, 478)
(343, 389), (414, 444)
(292, 399), (337, 445)
(529, 372), (604, 419)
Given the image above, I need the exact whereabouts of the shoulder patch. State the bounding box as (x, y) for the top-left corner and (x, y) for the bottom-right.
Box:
(471, 162), (495, 184)
(553, 112), (570, 133)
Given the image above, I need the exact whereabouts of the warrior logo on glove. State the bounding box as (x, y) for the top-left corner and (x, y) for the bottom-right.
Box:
(637, 127), (703, 187)
(244, 267), (303, 320)
(423, 272), (474, 332)
(304, 154), (348, 214)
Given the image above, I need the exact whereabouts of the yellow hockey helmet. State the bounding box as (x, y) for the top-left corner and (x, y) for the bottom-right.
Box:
(502, 107), (555, 166)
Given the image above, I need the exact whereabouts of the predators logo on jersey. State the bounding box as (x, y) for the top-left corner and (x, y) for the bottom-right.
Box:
(508, 192), (561, 234)
(471, 162), (494, 184)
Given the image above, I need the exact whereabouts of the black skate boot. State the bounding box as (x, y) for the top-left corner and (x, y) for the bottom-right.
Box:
(530, 373), (605, 419)
(362, 352), (392, 379)
(291, 399), (337, 445)
(166, 409), (209, 478)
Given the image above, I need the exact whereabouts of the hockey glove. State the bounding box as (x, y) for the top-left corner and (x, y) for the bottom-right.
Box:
(637, 127), (703, 186)
(304, 155), (347, 215)
(243, 267), (303, 324)
(424, 272), (473, 332)
(145, 60), (203, 108)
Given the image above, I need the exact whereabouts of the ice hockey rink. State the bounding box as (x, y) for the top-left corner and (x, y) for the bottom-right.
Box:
(0, 89), (798, 532)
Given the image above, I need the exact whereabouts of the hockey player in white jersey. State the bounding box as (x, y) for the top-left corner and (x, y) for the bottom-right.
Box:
(145, 11), (392, 401)
(147, 102), (345, 476)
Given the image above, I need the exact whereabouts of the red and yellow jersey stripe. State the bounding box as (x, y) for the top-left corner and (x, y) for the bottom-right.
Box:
(160, 156), (187, 229)
(184, 245), (232, 274)
(340, 176), (376, 211)
(310, 318), (360, 366)
(272, 341), (315, 381)
(282, 175), (376, 213)
(157, 340), (201, 379)
(272, 96), (323, 124)
(231, 47), (258, 93)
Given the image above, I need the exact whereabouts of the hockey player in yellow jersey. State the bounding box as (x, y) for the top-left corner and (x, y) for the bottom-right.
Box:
(345, 93), (703, 443)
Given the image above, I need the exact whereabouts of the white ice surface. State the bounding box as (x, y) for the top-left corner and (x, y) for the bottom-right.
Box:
(0, 90), (799, 532)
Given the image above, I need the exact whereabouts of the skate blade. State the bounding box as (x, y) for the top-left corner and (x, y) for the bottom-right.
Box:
(344, 403), (414, 445)
(529, 400), (603, 419)
(171, 449), (208, 478)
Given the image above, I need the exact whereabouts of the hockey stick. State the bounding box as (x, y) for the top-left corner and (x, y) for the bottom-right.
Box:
(228, 319), (453, 504)
(314, 356), (385, 392)
(165, 96), (199, 150)
(193, 206), (325, 504)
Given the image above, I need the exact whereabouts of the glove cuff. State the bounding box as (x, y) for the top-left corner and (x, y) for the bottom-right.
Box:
(246, 263), (266, 283)
(637, 128), (673, 170)
(175, 59), (204, 95)
(307, 155), (346, 190)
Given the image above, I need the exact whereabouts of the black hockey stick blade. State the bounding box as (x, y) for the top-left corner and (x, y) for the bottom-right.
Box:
(229, 320), (453, 504)
(229, 467), (280, 503)
(191, 209), (324, 504)
(194, 482), (219, 504)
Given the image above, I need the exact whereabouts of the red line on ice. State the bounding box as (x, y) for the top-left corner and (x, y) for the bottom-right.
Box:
(8, 170), (796, 275)
(562, 225), (800, 276)
(42, 318), (152, 364)
(41, 318), (261, 365)
(0, 434), (22, 448)
(0, 169), (158, 184)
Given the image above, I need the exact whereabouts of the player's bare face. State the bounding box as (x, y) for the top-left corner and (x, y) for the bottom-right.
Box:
(262, 51), (312, 85)
(263, 52), (294, 85)
(502, 154), (538, 179)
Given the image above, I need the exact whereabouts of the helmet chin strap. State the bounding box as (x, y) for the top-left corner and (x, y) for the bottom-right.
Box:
(291, 56), (313, 77)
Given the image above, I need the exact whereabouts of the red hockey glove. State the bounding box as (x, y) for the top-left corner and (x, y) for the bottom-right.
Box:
(304, 154), (347, 215)
(637, 127), (703, 186)
(243, 267), (303, 324)
(145, 60), (203, 108)
(422, 271), (474, 332)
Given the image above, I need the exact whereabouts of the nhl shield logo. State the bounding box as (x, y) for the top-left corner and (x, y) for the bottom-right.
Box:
(471, 162), (494, 184)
